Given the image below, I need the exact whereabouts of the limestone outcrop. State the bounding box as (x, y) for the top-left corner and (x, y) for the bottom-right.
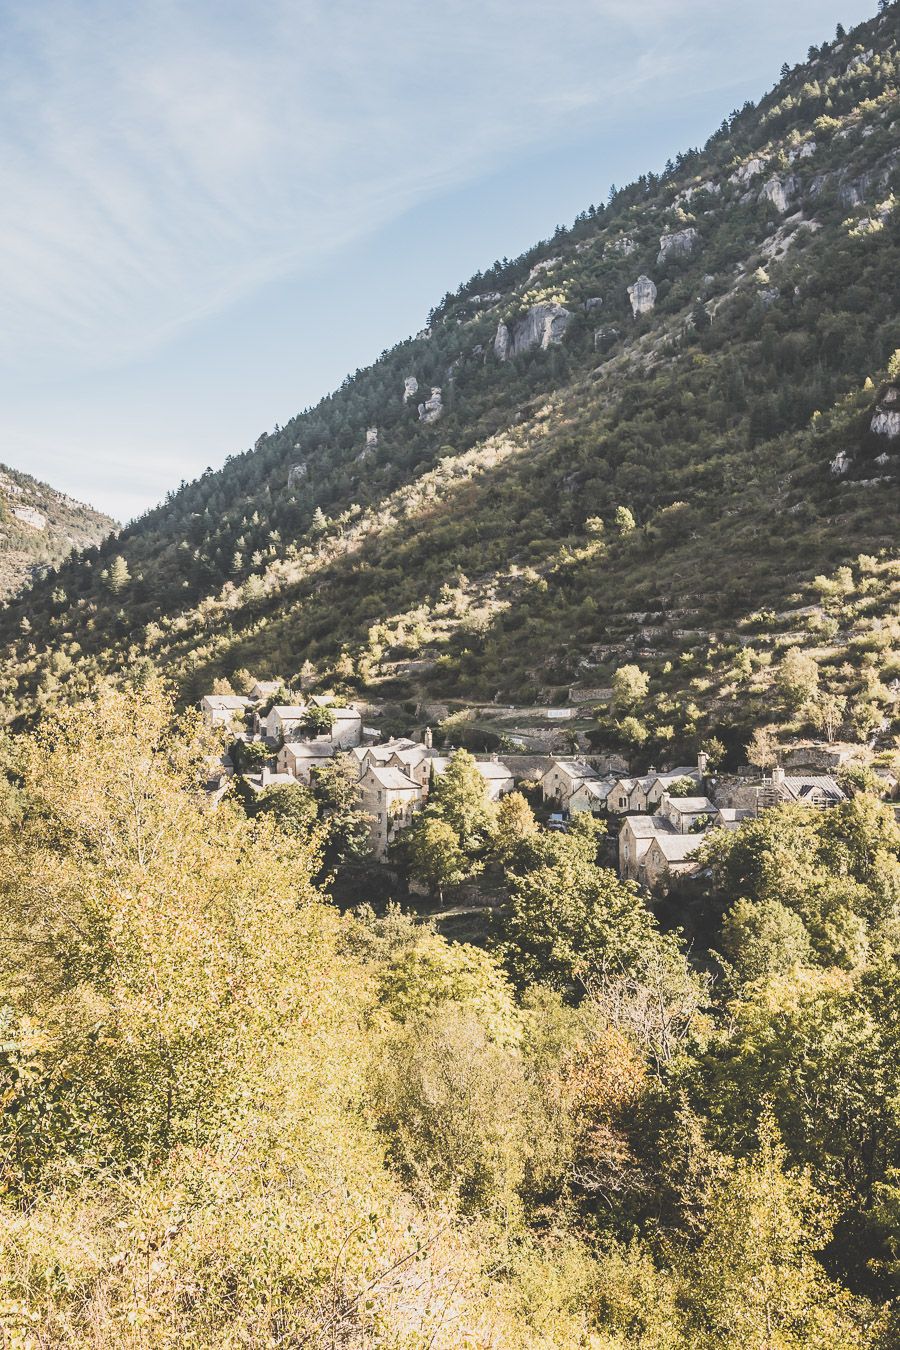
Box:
(830, 451), (851, 477)
(657, 227), (700, 266)
(527, 257), (561, 283)
(460, 291), (502, 312)
(418, 387), (443, 423)
(607, 235), (638, 256)
(871, 386), (900, 439)
(583, 296), (604, 313)
(366, 427), (378, 449)
(287, 463), (307, 489)
(13, 505), (46, 530)
(674, 180), (721, 205)
(759, 175), (799, 213)
(493, 303), (573, 361)
(729, 157), (766, 186)
(403, 376), (418, 403)
(627, 275), (657, 317)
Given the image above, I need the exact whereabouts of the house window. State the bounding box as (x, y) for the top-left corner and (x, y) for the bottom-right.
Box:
(619, 797), (627, 809)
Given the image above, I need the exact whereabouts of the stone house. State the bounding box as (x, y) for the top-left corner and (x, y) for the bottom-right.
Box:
(569, 778), (616, 816)
(762, 768), (846, 809)
(326, 705), (363, 750)
(641, 834), (705, 890)
(429, 753), (514, 801)
(264, 705), (308, 741)
(200, 694), (250, 729)
(304, 695), (363, 750)
(619, 814), (673, 883)
(474, 758), (515, 800)
(350, 739), (422, 777)
(607, 766), (702, 815)
(277, 740), (334, 783)
(249, 680), (282, 702)
(243, 767), (300, 797)
(541, 759), (602, 806)
(710, 768), (847, 815)
(387, 744), (432, 789)
(357, 764), (425, 860)
(657, 793), (716, 832)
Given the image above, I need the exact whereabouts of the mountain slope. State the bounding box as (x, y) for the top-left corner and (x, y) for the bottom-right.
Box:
(1, 4), (899, 759)
(0, 463), (116, 602)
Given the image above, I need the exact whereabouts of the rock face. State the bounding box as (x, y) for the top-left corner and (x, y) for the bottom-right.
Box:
(583, 296), (604, 313)
(460, 291), (502, 312)
(13, 505), (46, 530)
(789, 140), (817, 162)
(287, 463), (308, 489)
(729, 157), (766, 186)
(830, 451), (852, 477)
(871, 386), (900, 439)
(759, 175), (798, 213)
(403, 376), (418, 403)
(493, 322), (511, 362)
(493, 303), (573, 361)
(418, 387), (443, 423)
(607, 235), (638, 256)
(657, 227), (700, 266)
(627, 275), (657, 317)
(674, 179), (721, 205)
(527, 257), (561, 283)
(366, 427), (378, 449)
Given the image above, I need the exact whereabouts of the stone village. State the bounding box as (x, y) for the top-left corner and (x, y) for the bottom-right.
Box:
(201, 684), (853, 894)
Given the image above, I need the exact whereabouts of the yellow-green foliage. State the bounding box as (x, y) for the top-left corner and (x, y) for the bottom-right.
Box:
(0, 683), (893, 1346)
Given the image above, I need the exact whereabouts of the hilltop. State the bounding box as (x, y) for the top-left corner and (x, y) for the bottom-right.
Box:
(1, 4), (898, 764)
(0, 462), (116, 602)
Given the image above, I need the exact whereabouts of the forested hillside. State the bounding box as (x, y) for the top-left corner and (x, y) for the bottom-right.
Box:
(2, 5), (898, 767)
(0, 463), (115, 601)
(3, 7), (900, 1344)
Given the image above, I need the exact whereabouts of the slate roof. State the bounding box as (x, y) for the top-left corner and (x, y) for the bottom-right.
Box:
(649, 834), (704, 863)
(282, 741), (333, 760)
(665, 796), (715, 814)
(544, 759), (601, 780)
(367, 766), (421, 792)
(780, 775), (845, 803)
(203, 695), (249, 709)
(621, 814), (673, 838)
(475, 760), (514, 780)
(573, 779), (615, 801)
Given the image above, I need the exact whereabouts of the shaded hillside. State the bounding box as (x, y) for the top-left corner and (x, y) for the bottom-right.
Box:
(2, 4), (899, 760)
(0, 462), (116, 601)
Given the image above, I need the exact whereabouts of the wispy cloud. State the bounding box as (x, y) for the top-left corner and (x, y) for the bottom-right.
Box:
(0, 0), (736, 369)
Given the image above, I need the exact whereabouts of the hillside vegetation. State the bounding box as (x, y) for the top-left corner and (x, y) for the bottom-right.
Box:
(2, 679), (900, 1346)
(0, 7), (898, 769)
(0, 463), (115, 602)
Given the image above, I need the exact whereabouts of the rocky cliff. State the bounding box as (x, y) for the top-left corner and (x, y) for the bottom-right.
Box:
(0, 465), (116, 602)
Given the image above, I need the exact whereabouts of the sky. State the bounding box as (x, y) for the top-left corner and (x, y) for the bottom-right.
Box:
(0, 0), (878, 523)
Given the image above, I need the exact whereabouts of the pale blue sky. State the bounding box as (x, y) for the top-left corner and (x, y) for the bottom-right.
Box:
(0, 0), (877, 522)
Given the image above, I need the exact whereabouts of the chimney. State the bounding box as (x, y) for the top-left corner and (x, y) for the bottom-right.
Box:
(261, 766), (270, 785)
(772, 765), (785, 787)
(697, 750), (709, 777)
(423, 726), (433, 749)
